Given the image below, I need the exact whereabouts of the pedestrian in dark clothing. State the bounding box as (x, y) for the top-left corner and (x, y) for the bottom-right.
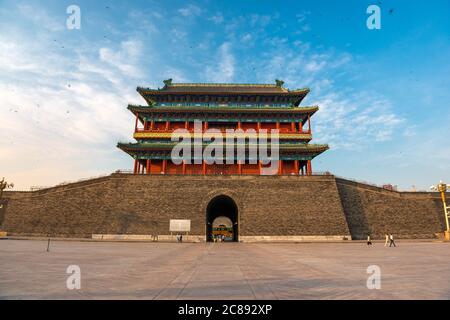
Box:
(389, 234), (396, 247)
(367, 234), (372, 246)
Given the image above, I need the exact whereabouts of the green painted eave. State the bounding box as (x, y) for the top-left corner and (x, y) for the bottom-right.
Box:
(127, 104), (318, 113)
(117, 141), (328, 151)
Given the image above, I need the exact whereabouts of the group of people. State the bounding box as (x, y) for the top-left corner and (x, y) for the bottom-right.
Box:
(213, 235), (226, 242)
(366, 233), (397, 247)
(176, 234), (183, 243)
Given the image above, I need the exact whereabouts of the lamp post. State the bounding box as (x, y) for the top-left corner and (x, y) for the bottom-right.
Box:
(430, 181), (450, 241)
(0, 177), (14, 209)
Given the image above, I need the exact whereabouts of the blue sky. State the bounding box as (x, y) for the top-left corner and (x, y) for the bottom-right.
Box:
(0, 0), (449, 190)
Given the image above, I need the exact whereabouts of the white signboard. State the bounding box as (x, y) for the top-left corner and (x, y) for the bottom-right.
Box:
(170, 219), (191, 232)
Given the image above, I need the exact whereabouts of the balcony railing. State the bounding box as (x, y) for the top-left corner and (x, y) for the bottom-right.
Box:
(134, 128), (312, 134)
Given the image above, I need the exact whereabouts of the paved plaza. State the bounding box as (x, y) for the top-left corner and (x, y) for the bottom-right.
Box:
(0, 239), (449, 299)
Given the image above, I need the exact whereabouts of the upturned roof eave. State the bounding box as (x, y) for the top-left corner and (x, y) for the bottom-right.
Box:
(127, 104), (319, 114)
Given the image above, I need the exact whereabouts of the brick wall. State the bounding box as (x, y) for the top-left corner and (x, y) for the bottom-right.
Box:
(336, 178), (446, 239)
(1, 174), (350, 238)
(1, 174), (446, 240)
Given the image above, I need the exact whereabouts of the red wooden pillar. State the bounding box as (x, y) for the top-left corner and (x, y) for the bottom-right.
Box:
(162, 160), (167, 174)
(257, 122), (261, 132)
(203, 121), (209, 131)
(238, 162), (242, 175)
(278, 160), (283, 175)
(299, 121), (303, 133)
(294, 160), (299, 175)
(150, 120), (154, 130)
(258, 160), (262, 175)
(184, 121), (189, 130)
(202, 160), (206, 175)
(276, 122), (280, 130)
(165, 121), (170, 131)
(237, 121), (241, 130)
(133, 159), (138, 175)
(182, 160), (186, 174)
(291, 122), (296, 132)
(146, 160), (150, 175)
(308, 114), (311, 133)
(135, 113), (139, 131)
(307, 160), (312, 175)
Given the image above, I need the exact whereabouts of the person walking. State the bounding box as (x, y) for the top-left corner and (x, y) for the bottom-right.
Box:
(367, 234), (372, 246)
(180, 234), (183, 243)
(389, 234), (397, 247)
(384, 233), (389, 247)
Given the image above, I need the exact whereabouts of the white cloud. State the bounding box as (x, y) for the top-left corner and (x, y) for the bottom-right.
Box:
(0, 32), (144, 189)
(99, 40), (144, 77)
(17, 4), (64, 32)
(313, 92), (403, 149)
(209, 13), (224, 24)
(206, 43), (235, 83)
(178, 4), (202, 17)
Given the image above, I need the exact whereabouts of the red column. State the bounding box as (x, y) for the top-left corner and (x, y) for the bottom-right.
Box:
(135, 113), (139, 131)
(202, 160), (206, 175)
(307, 160), (312, 175)
(257, 122), (261, 132)
(291, 122), (296, 132)
(150, 120), (154, 130)
(258, 160), (262, 175)
(146, 160), (150, 175)
(184, 121), (189, 130)
(238, 121), (241, 130)
(133, 159), (138, 175)
(278, 160), (283, 175)
(238, 162), (242, 175)
(299, 121), (303, 133)
(308, 114), (311, 133)
(165, 121), (170, 131)
(162, 160), (167, 174)
(294, 160), (299, 175)
(182, 160), (186, 174)
(276, 122), (280, 130)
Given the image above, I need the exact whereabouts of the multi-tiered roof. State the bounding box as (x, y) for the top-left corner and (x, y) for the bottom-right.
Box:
(118, 79), (328, 175)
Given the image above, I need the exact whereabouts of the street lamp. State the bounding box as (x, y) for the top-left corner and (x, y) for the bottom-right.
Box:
(0, 177), (14, 209)
(430, 181), (450, 241)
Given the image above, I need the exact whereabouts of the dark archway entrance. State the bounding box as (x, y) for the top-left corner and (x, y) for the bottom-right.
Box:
(206, 195), (238, 242)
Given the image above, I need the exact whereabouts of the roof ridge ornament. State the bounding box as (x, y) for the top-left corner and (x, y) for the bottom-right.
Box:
(163, 79), (173, 87)
(275, 79), (285, 87)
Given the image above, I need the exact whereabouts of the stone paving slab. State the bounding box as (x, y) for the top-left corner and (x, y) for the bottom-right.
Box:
(0, 239), (449, 300)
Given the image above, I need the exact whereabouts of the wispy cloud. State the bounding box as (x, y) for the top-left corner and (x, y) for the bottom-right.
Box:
(17, 4), (64, 32)
(99, 39), (144, 77)
(178, 4), (202, 17)
(205, 42), (235, 83)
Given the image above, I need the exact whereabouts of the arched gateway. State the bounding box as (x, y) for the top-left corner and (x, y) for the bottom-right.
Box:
(206, 195), (238, 242)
